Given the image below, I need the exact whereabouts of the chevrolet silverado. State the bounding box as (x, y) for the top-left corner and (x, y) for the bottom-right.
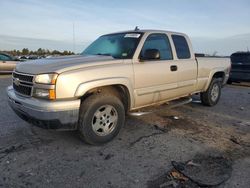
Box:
(7, 29), (231, 145)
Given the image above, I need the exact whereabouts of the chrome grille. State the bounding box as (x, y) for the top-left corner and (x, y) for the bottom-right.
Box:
(12, 72), (34, 96)
(13, 72), (33, 83)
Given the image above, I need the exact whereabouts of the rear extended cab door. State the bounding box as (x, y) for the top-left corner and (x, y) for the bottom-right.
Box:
(169, 34), (197, 97)
(132, 32), (179, 108)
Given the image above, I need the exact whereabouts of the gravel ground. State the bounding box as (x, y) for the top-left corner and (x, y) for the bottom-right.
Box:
(0, 74), (249, 188)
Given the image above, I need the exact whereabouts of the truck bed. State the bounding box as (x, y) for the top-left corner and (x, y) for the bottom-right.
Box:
(195, 57), (231, 91)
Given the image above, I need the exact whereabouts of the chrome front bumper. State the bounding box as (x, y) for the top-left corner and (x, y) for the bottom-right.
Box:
(7, 86), (81, 130)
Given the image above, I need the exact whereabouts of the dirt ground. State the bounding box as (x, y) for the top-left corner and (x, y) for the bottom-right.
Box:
(0, 74), (249, 188)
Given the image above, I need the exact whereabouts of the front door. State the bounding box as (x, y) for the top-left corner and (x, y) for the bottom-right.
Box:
(133, 33), (179, 107)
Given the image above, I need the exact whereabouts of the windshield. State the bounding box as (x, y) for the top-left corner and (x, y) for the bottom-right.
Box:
(81, 32), (143, 59)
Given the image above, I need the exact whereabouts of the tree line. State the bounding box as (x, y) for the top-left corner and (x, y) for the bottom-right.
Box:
(3, 48), (75, 56)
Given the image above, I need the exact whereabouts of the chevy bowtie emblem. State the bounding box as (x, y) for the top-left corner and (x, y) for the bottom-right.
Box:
(14, 78), (20, 86)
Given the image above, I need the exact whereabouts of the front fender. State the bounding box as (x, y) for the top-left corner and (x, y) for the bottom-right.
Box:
(74, 77), (135, 108)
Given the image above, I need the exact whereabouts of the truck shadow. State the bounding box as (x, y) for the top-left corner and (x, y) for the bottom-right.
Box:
(227, 82), (250, 88)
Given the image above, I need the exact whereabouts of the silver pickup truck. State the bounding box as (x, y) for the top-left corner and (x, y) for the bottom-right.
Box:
(7, 29), (231, 145)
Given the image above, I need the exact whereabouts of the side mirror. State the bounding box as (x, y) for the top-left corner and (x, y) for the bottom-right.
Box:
(141, 49), (160, 60)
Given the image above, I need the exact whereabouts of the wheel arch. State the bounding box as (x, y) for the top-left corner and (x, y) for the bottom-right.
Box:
(204, 69), (225, 91)
(75, 78), (134, 112)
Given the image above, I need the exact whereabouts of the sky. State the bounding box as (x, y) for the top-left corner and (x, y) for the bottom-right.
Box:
(0, 0), (250, 55)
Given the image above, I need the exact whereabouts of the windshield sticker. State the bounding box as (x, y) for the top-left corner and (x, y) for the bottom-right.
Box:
(122, 53), (128, 57)
(124, 33), (141, 38)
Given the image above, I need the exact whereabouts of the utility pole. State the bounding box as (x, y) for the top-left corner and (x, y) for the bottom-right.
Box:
(73, 22), (76, 53)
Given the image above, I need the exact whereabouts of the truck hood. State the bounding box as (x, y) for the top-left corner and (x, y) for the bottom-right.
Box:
(15, 55), (122, 74)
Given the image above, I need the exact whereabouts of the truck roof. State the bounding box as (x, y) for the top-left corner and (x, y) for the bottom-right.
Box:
(107, 29), (186, 36)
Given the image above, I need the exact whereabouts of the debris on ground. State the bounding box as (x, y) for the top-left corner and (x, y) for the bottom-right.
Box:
(164, 116), (180, 120)
(147, 169), (198, 188)
(240, 107), (244, 111)
(104, 154), (114, 160)
(169, 169), (188, 182)
(148, 155), (232, 188)
(0, 144), (24, 160)
(172, 116), (179, 120)
(233, 121), (250, 127)
(0, 144), (24, 154)
(229, 136), (250, 147)
(172, 155), (232, 186)
(153, 125), (168, 133)
(230, 136), (241, 145)
(129, 132), (164, 147)
(239, 121), (250, 127)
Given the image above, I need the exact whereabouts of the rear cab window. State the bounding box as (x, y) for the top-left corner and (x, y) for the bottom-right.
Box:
(140, 33), (173, 60)
(172, 35), (191, 59)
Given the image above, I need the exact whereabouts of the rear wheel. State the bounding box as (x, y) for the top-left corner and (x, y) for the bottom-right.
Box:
(201, 78), (222, 106)
(78, 92), (125, 145)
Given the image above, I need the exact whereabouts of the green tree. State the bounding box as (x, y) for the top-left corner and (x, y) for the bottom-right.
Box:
(22, 48), (29, 55)
(16, 50), (21, 56)
(37, 48), (42, 55)
(51, 50), (60, 55)
(63, 50), (70, 55)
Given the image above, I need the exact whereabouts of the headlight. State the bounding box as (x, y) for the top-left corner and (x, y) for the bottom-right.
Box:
(33, 88), (56, 100)
(35, 73), (58, 84)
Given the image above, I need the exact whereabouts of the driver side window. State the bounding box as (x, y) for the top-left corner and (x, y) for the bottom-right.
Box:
(140, 34), (173, 60)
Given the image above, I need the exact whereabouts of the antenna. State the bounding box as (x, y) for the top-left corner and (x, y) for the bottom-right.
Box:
(73, 22), (76, 53)
(247, 46), (249, 52)
(134, 26), (139, 31)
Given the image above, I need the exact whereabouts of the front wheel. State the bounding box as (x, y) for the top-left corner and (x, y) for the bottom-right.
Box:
(200, 78), (222, 106)
(78, 93), (125, 145)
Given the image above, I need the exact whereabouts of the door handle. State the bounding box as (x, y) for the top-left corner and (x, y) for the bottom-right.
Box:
(170, 65), (178, 71)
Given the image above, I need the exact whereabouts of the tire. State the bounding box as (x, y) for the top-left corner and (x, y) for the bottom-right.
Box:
(227, 79), (232, 84)
(78, 92), (125, 145)
(200, 78), (222, 106)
